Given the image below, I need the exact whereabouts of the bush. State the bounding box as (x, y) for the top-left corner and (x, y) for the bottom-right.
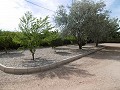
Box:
(0, 36), (12, 53)
(40, 40), (50, 47)
(50, 38), (63, 48)
(9, 42), (20, 49)
(63, 39), (71, 45)
(63, 35), (77, 45)
(0, 31), (21, 51)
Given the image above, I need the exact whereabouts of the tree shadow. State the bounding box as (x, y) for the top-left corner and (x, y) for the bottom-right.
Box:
(55, 47), (97, 56)
(55, 51), (72, 56)
(87, 48), (120, 61)
(22, 57), (55, 67)
(54, 47), (70, 50)
(70, 48), (94, 54)
(0, 52), (24, 58)
(36, 64), (95, 80)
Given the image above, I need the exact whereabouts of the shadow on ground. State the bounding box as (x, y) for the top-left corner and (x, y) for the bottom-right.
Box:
(54, 48), (95, 56)
(55, 51), (71, 56)
(0, 52), (24, 58)
(22, 57), (55, 67)
(36, 64), (95, 80)
(87, 48), (120, 61)
(54, 47), (70, 50)
(70, 48), (92, 53)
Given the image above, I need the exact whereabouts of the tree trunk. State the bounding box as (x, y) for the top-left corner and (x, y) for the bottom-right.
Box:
(32, 53), (35, 60)
(78, 37), (82, 49)
(78, 43), (82, 49)
(30, 48), (35, 60)
(5, 47), (7, 54)
(95, 39), (99, 47)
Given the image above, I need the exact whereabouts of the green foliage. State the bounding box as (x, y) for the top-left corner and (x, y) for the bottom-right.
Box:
(0, 30), (20, 53)
(68, 0), (108, 47)
(87, 16), (120, 45)
(63, 38), (71, 45)
(0, 36), (11, 53)
(17, 11), (53, 60)
(51, 38), (63, 48)
(63, 35), (77, 45)
(54, 0), (104, 48)
(0, 0), (120, 54)
(41, 30), (61, 47)
(54, 0), (120, 48)
(54, 5), (68, 29)
(39, 30), (76, 47)
(106, 18), (120, 42)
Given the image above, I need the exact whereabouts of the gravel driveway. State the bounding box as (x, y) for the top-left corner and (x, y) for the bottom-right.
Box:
(0, 43), (120, 90)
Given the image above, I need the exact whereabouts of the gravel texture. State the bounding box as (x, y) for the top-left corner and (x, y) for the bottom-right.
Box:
(0, 43), (120, 90)
(0, 44), (99, 67)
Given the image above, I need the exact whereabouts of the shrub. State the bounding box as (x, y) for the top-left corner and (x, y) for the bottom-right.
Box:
(50, 38), (63, 48)
(63, 39), (71, 45)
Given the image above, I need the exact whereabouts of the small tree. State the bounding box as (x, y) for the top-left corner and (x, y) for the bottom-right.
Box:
(18, 11), (52, 60)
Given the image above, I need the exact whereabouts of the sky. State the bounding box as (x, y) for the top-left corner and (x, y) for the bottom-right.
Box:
(0, 0), (120, 31)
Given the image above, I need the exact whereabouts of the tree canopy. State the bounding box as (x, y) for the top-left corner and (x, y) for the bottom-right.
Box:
(17, 11), (53, 60)
(54, 0), (120, 49)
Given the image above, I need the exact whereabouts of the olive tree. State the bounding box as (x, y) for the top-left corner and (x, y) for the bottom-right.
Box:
(18, 11), (52, 60)
(87, 12), (120, 46)
(54, 0), (107, 49)
(106, 18), (120, 42)
(86, 13), (109, 46)
(54, 5), (68, 30)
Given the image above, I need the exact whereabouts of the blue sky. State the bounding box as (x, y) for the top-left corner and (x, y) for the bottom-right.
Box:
(109, 0), (120, 18)
(0, 0), (120, 31)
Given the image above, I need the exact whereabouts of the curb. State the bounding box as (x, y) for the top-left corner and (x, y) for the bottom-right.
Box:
(0, 47), (104, 74)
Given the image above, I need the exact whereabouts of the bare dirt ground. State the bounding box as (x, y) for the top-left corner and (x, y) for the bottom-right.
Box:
(0, 43), (120, 90)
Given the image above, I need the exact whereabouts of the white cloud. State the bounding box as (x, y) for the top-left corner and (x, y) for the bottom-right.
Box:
(0, 0), (67, 31)
(0, 0), (32, 31)
(0, 0), (119, 31)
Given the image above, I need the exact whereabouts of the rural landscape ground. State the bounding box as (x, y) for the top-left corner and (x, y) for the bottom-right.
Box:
(0, 0), (120, 89)
(0, 43), (120, 90)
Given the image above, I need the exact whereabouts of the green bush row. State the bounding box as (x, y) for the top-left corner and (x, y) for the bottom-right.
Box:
(40, 37), (77, 47)
(0, 30), (77, 51)
(0, 30), (119, 52)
